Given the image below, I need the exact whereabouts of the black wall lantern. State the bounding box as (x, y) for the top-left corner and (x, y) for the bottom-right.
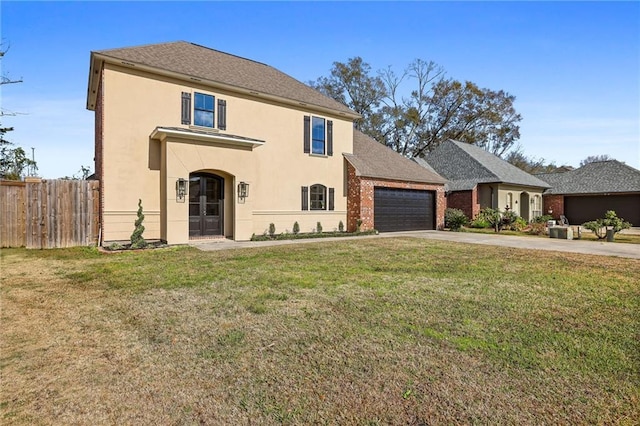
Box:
(238, 181), (250, 200)
(176, 178), (187, 202)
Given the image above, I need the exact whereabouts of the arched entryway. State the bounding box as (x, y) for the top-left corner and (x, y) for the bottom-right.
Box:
(520, 192), (530, 222)
(189, 172), (224, 238)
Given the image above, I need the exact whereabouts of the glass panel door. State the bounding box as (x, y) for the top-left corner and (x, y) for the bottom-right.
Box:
(189, 173), (224, 237)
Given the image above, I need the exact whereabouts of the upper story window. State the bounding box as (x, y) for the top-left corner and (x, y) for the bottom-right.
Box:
(194, 93), (215, 128)
(312, 117), (326, 155)
(303, 115), (333, 156)
(181, 92), (227, 130)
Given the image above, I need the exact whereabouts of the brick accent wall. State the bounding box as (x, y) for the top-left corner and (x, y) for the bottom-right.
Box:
(94, 70), (104, 242)
(346, 162), (446, 232)
(446, 187), (481, 221)
(543, 194), (564, 220)
(346, 162), (362, 232)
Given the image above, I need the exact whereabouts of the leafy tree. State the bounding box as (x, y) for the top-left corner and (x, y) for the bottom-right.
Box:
(0, 138), (37, 180)
(0, 43), (34, 180)
(309, 57), (386, 137)
(579, 155), (614, 167)
(505, 146), (570, 174)
(60, 165), (92, 180)
(310, 57), (522, 158)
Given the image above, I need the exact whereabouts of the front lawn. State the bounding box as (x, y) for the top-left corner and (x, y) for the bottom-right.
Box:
(1, 239), (638, 424)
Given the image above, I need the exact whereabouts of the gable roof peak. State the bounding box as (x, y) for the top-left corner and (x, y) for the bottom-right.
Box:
(423, 139), (550, 189)
(344, 130), (446, 184)
(88, 41), (359, 118)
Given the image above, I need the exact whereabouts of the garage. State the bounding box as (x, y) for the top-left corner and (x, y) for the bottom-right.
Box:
(565, 194), (640, 225)
(374, 187), (435, 232)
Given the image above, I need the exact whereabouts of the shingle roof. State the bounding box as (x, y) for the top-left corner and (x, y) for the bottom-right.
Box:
(90, 41), (357, 117)
(422, 139), (550, 190)
(343, 131), (446, 185)
(537, 160), (640, 195)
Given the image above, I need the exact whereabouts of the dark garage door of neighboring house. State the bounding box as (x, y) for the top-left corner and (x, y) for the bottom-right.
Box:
(564, 194), (640, 226)
(374, 187), (435, 232)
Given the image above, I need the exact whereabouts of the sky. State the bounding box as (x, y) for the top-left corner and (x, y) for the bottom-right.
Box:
(1, 1), (639, 178)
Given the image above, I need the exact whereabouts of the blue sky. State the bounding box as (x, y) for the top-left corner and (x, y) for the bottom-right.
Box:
(2, 1), (639, 178)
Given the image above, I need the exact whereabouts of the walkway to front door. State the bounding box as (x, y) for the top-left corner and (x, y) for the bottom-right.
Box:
(189, 173), (224, 238)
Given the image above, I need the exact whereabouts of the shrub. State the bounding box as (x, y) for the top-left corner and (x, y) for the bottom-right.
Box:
(356, 219), (363, 232)
(338, 220), (344, 232)
(527, 222), (547, 235)
(532, 214), (553, 224)
(130, 199), (148, 249)
(501, 211), (526, 231)
(316, 222), (323, 233)
(583, 210), (632, 240)
(510, 216), (528, 232)
(471, 209), (494, 229)
(293, 221), (300, 235)
(470, 217), (491, 229)
(474, 208), (502, 232)
(268, 223), (276, 238)
(444, 208), (468, 231)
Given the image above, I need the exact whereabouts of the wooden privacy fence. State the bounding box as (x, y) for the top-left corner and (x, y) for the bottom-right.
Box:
(0, 179), (100, 249)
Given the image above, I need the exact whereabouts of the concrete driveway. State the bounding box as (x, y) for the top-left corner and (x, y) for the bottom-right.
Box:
(191, 230), (640, 259)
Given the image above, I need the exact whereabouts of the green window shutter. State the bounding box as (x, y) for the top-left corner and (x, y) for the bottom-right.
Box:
(303, 116), (310, 153)
(302, 186), (309, 210)
(217, 99), (227, 130)
(328, 187), (335, 210)
(181, 92), (191, 125)
(327, 120), (333, 156)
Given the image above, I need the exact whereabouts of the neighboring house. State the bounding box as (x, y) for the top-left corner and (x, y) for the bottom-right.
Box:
(416, 140), (550, 221)
(537, 160), (640, 225)
(87, 41), (445, 244)
(344, 131), (447, 232)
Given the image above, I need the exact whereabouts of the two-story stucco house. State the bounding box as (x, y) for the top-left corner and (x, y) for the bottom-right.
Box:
(87, 42), (445, 245)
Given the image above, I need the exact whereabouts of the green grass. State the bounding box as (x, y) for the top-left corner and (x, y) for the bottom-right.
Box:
(1, 239), (638, 424)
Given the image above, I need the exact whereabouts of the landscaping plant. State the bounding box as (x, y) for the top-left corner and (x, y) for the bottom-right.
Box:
(293, 221), (300, 235)
(444, 208), (469, 231)
(501, 211), (527, 231)
(130, 199), (148, 249)
(583, 210), (632, 239)
(476, 208), (503, 232)
(268, 223), (276, 238)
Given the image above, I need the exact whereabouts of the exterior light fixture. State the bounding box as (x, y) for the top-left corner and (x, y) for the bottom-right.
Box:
(176, 178), (187, 202)
(238, 181), (249, 199)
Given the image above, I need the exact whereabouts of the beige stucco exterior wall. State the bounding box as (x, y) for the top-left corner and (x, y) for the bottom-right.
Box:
(99, 63), (352, 243)
(476, 183), (545, 220)
(496, 184), (545, 221)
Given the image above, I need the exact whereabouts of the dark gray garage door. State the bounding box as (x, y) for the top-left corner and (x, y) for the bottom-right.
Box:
(374, 187), (435, 232)
(565, 194), (640, 225)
